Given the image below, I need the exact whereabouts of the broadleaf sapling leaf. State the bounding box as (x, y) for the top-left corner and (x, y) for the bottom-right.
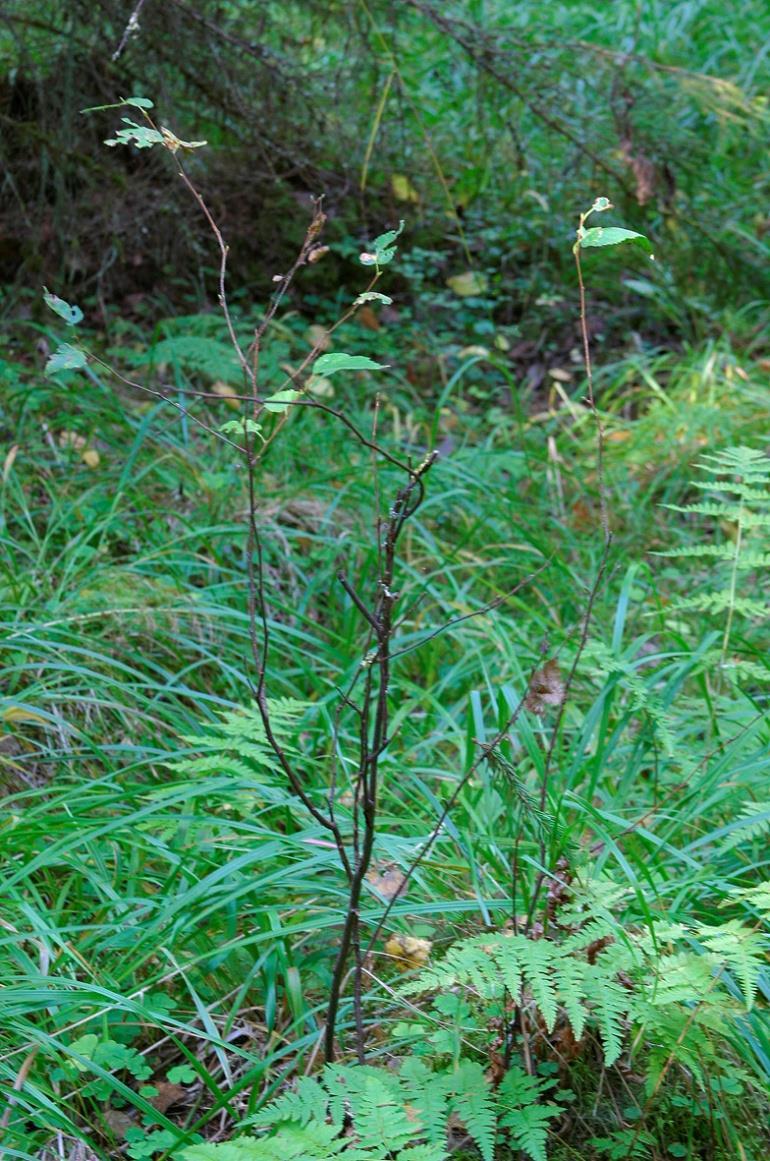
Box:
(104, 119), (165, 149)
(579, 226), (653, 254)
(312, 353), (389, 376)
(219, 418), (264, 437)
(262, 389), (301, 414)
(354, 291), (394, 306)
(361, 220), (405, 266)
(45, 344), (88, 375)
(43, 288), (83, 325)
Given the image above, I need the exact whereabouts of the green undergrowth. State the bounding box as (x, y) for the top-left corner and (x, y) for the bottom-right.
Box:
(2, 303), (770, 1160)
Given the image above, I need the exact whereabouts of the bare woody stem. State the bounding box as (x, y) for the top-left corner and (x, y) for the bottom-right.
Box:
(324, 453), (437, 1064)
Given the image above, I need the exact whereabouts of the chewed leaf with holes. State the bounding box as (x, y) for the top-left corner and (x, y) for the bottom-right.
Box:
(45, 343), (88, 375)
(360, 220), (405, 266)
(104, 118), (166, 149)
(354, 291), (394, 306)
(43, 287), (83, 325)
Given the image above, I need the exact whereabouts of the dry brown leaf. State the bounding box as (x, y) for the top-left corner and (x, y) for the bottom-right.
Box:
(365, 862), (407, 902)
(149, 1081), (186, 1113)
(356, 306), (382, 332)
(103, 1109), (135, 1140)
(524, 659), (565, 714)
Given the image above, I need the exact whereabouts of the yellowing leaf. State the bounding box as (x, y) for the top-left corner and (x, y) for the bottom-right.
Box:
(82, 448), (100, 468)
(458, 345), (490, 359)
(3, 444), (19, 482)
(384, 934), (432, 971)
(159, 126), (208, 153)
(212, 381), (241, 410)
(391, 174), (419, 203)
(2, 705), (49, 725)
(306, 324), (331, 351)
(59, 430), (86, 450)
(307, 375), (335, 398)
(446, 271), (488, 297)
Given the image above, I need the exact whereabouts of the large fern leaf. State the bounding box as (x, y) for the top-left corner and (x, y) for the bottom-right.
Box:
(447, 1060), (496, 1161)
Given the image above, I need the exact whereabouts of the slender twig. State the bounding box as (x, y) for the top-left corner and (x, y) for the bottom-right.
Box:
(362, 665), (541, 962)
(574, 225), (610, 544)
(111, 0), (148, 61)
(525, 542), (611, 931)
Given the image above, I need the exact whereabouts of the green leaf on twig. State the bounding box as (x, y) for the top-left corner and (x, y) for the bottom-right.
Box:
(45, 344), (88, 375)
(579, 226), (653, 254)
(313, 353), (389, 376)
(43, 288), (83, 326)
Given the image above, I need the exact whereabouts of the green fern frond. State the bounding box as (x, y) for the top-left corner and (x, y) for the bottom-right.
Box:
(404, 930), (634, 1063)
(136, 334), (242, 379)
(497, 1067), (563, 1161)
(734, 551), (770, 568)
(664, 501), (743, 518)
(690, 482), (770, 502)
(669, 594), (769, 618)
(639, 1002), (726, 1092)
(521, 939), (559, 1032)
(171, 700), (309, 782)
(447, 1061), (496, 1161)
(712, 801), (770, 852)
(399, 1059), (450, 1147)
(250, 1074), (329, 1129)
(644, 951), (717, 1006)
(727, 880), (770, 916)
(579, 640), (675, 752)
(181, 1124), (347, 1161)
(580, 959), (629, 1065)
(717, 658), (770, 682)
(350, 1072), (423, 1152)
(657, 544), (737, 560)
(243, 1060), (498, 1161)
(165, 755), (267, 778)
(554, 954), (590, 1041)
(698, 447), (770, 477)
(695, 919), (766, 1009)
(181, 1123), (446, 1161)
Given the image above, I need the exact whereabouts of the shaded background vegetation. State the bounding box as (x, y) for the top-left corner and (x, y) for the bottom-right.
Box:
(3, 0), (769, 341)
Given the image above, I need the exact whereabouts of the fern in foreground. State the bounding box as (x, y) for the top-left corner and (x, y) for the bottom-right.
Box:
(181, 1059), (562, 1161)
